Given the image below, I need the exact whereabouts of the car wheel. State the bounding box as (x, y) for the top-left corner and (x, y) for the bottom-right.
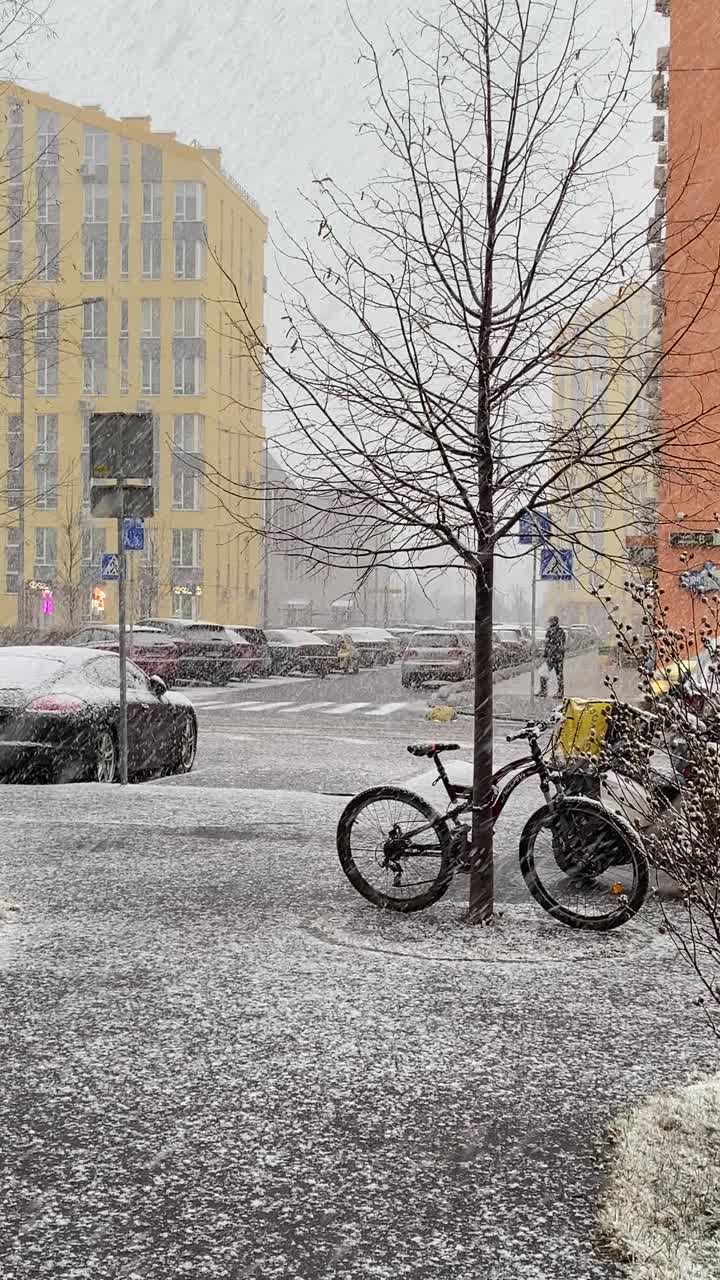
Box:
(93, 729), (118, 784)
(175, 715), (197, 774)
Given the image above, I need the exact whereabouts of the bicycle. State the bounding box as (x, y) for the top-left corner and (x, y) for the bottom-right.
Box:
(336, 714), (649, 931)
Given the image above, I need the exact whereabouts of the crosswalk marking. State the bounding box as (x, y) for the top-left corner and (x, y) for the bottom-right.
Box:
(280, 701), (335, 713)
(321, 702), (372, 715)
(365, 702), (410, 716)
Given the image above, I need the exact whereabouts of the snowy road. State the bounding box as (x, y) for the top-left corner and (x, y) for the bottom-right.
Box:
(1, 664), (717, 1279)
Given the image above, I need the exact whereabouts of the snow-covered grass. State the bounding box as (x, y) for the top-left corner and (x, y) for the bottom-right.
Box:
(601, 1076), (720, 1279)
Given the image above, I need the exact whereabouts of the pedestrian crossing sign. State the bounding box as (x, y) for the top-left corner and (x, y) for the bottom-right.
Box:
(540, 547), (573, 581)
(101, 553), (120, 581)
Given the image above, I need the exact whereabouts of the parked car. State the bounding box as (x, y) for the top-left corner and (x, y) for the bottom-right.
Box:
(0, 646), (197, 783)
(68, 624), (181, 686)
(343, 627), (397, 667)
(139, 619), (250, 685)
(492, 625), (530, 669)
(401, 630), (474, 687)
(386, 627), (420, 658)
(265, 628), (336, 677)
(567, 624), (598, 651)
(313, 630), (361, 674)
(228, 625), (272, 677)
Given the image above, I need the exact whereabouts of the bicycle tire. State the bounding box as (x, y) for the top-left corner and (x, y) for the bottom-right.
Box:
(337, 786), (453, 912)
(519, 796), (649, 931)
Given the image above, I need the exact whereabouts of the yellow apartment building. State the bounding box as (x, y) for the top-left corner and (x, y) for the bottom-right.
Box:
(543, 288), (657, 642)
(0, 83), (267, 631)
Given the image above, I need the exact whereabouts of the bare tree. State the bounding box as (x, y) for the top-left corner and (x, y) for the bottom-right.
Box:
(205, 0), (720, 921)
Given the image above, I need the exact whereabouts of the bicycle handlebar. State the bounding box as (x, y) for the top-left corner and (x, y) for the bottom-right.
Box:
(505, 709), (563, 743)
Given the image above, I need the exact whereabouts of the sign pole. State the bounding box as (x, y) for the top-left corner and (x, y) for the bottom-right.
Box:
(530, 541), (538, 707)
(117, 488), (128, 786)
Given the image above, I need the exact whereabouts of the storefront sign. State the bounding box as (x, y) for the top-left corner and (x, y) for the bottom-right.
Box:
(670, 531), (719, 548)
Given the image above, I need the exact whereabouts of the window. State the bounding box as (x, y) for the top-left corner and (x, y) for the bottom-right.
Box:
(141, 350), (160, 395)
(142, 181), (162, 221)
(35, 414), (58, 510)
(35, 526), (57, 570)
(175, 238), (205, 280)
(83, 127), (108, 167)
(82, 238), (107, 280)
(174, 298), (204, 338)
(174, 181), (204, 221)
(173, 414), (203, 454)
(174, 354), (204, 396)
(87, 655), (121, 688)
(36, 300), (53, 339)
(37, 111), (59, 167)
(82, 299), (107, 337)
(5, 527), (19, 594)
(37, 235), (57, 281)
(172, 528), (202, 568)
(120, 232), (129, 279)
(120, 183), (129, 220)
(120, 348), (129, 394)
(142, 237), (161, 279)
(81, 526), (106, 565)
(37, 177), (59, 225)
(172, 466), (200, 510)
(83, 355), (107, 396)
(141, 299), (161, 338)
(171, 592), (196, 620)
(83, 183), (108, 223)
(37, 353), (51, 394)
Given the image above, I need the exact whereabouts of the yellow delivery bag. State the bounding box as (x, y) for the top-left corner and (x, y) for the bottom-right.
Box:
(554, 698), (613, 760)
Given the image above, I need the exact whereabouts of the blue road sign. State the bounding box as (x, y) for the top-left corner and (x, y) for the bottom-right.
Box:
(123, 517), (144, 552)
(518, 510), (551, 545)
(101, 553), (120, 581)
(540, 547), (573, 581)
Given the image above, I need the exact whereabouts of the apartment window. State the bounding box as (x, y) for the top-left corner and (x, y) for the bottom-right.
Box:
(8, 195), (23, 279)
(120, 348), (129, 394)
(174, 354), (203, 396)
(172, 528), (202, 568)
(172, 467), (200, 510)
(35, 527), (57, 577)
(174, 298), (204, 338)
(142, 181), (162, 221)
(37, 176), (59, 225)
(35, 300), (53, 340)
(37, 235), (57, 282)
(83, 183), (109, 223)
(81, 526), (106, 566)
(118, 299), (128, 336)
(120, 183), (129, 221)
(141, 350), (160, 395)
(82, 238), (107, 281)
(83, 299), (107, 338)
(37, 111), (59, 167)
(142, 237), (161, 279)
(172, 592), (195, 620)
(5, 527), (19, 594)
(173, 413), (204, 454)
(37, 353), (52, 394)
(35, 413), (58, 510)
(175, 238), (205, 280)
(83, 127), (109, 167)
(120, 232), (129, 279)
(7, 416), (23, 508)
(141, 299), (161, 338)
(175, 181), (204, 221)
(83, 354), (107, 396)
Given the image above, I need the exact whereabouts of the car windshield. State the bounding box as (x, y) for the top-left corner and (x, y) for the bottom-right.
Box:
(0, 653), (72, 686)
(414, 633), (458, 647)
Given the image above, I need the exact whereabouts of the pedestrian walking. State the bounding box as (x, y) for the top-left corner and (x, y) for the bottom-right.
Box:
(539, 615), (566, 699)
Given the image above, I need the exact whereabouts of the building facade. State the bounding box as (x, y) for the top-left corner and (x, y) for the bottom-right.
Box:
(544, 288), (656, 640)
(654, 1), (720, 632)
(264, 455), (404, 628)
(0, 83), (267, 631)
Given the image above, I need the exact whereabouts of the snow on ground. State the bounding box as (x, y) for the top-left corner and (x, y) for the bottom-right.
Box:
(0, 782), (717, 1279)
(600, 1076), (720, 1279)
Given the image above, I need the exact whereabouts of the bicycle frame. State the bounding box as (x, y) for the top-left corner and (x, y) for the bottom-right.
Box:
(431, 740), (553, 829)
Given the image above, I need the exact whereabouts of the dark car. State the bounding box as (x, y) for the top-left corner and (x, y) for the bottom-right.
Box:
(139, 619), (249, 684)
(343, 627), (397, 667)
(0, 646), (197, 784)
(492, 626), (530, 669)
(228, 625), (272, 677)
(68, 624), (181, 686)
(265, 629), (335, 677)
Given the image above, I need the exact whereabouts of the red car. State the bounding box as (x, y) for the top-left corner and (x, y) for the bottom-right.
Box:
(68, 625), (180, 686)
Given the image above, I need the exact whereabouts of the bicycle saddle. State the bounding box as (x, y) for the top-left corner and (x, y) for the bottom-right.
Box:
(407, 743), (461, 757)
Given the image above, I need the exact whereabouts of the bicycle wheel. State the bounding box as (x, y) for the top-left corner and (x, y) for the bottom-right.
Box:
(337, 786), (453, 912)
(519, 796), (649, 931)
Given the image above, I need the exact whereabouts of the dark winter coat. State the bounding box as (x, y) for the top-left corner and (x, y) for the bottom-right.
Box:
(544, 624), (566, 669)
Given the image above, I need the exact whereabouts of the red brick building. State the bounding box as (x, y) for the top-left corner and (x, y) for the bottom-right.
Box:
(655, 0), (720, 631)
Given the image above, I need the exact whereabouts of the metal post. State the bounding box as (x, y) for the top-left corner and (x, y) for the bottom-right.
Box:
(17, 301), (25, 633)
(530, 542), (538, 706)
(261, 440), (269, 627)
(117, 492), (128, 786)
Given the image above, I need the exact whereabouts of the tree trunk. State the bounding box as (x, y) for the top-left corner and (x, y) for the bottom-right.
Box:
(468, 557), (495, 922)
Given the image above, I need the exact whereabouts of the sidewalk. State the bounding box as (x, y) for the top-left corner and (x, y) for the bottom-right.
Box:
(0, 782), (715, 1279)
(438, 651), (643, 721)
